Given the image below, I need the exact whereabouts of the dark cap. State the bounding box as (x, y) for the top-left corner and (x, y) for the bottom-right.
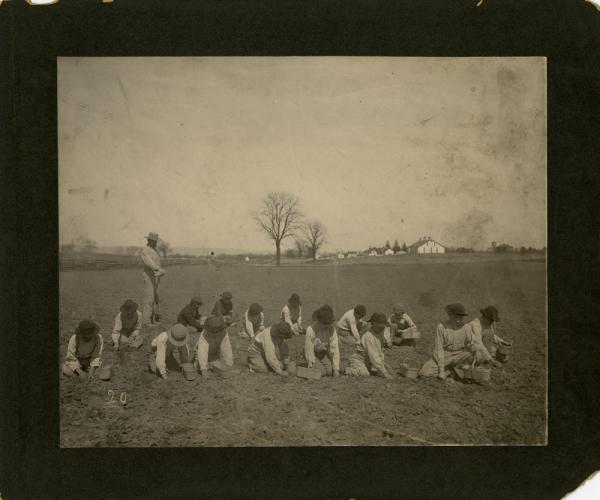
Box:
(315, 305), (335, 325)
(120, 299), (138, 313)
(248, 303), (263, 316)
(191, 296), (203, 305)
(76, 319), (100, 336)
(289, 293), (301, 305)
(445, 303), (468, 316)
(353, 304), (367, 317)
(367, 312), (389, 326)
(204, 316), (227, 334)
(222, 291), (233, 300)
(271, 321), (293, 338)
(480, 306), (500, 322)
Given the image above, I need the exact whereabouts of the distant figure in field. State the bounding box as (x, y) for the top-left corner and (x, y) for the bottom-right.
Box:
(140, 232), (165, 326)
(111, 299), (143, 350)
(62, 319), (104, 380)
(336, 304), (368, 345)
(281, 293), (304, 335)
(147, 324), (190, 380)
(344, 313), (394, 379)
(212, 291), (234, 325)
(177, 296), (205, 334)
(239, 302), (265, 340)
(304, 305), (340, 377)
(469, 306), (511, 366)
(418, 303), (474, 380)
(388, 303), (418, 347)
(194, 316), (234, 376)
(247, 321), (293, 376)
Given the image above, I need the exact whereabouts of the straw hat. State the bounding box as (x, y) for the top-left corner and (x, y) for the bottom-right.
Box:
(167, 324), (189, 347)
(145, 232), (159, 242)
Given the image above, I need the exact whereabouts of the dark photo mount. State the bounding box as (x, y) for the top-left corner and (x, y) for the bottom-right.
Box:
(2, 0), (600, 498)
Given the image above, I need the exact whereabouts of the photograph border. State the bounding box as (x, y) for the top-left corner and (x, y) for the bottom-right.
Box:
(3, 0), (600, 498)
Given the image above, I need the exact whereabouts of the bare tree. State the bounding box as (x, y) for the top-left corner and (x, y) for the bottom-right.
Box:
(303, 220), (326, 262)
(254, 192), (303, 266)
(294, 238), (307, 258)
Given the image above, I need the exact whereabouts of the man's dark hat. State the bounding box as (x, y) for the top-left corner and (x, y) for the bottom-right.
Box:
(76, 319), (100, 336)
(480, 306), (500, 322)
(315, 305), (335, 325)
(272, 321), (293, 338)
(120, 299), (138, 313)
(204, 316), (227, 334)
(445, 303), (468, 316)
(354, 304), (367, 317)
(248, 303), (263, 316)
(289, 293), (302, 305)
(191, 296), (203, 305)
(222, 291), (233, 300)
(367, 312), (389, 326)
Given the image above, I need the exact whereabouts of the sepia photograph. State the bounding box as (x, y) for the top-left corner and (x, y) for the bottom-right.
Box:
(58, 56), (547, 447)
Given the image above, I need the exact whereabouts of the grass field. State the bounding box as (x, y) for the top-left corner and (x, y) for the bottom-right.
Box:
(59, 257), (546, 446)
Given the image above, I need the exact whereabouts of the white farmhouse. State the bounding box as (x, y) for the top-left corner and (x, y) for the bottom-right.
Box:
(368, 250), (379, 257)
(337, 253), (345, 259)
(384, 248), (394, 256)
(244, 256), (250, 262)
(408, 236), (446, 254)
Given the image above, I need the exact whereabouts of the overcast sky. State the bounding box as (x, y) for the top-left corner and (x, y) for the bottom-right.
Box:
(58, 57), (546, 252)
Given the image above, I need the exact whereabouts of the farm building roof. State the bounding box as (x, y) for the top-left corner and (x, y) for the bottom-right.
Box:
(408, 237), (446, 249)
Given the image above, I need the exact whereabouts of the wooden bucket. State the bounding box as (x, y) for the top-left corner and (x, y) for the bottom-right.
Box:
(400, 326), (420, 340)
(398, 358), (419, 379)
(495, 345), (510, 363)
(181, 363), (197, 381)
(98, 365), (113, 381)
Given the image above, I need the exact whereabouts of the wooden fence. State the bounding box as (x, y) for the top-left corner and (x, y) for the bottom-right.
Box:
(59, 256), (208, 272)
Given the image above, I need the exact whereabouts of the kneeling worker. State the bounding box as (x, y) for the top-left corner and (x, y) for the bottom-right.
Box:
(247, 321), (293, 376)
(194, 316), (234, 376)
(336, 304), (368, 345)
(147, 324), (190, 380)
(304, 305), (340, 377)
(177, 296), (205, 334)
(418, 303), (474, 380)
(345, 312), (394, 379)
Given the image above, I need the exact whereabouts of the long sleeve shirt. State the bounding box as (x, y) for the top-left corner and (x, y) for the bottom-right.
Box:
(64, 334), (103, 370)
(468, 318), (494, 361)
(243, 310), (264, 339)
(112, 311), (142, 338)
(304, 325), (340, 371)
(336, 309), (362, 342)
(194, 332), (234, 371)
(388, 312), (416, 332)
(140, 246), (163, 276)
(212, 299), (233, 320)
(432, 321), (474, 370)
(151, 331), (190, 376)
(353, 331), (388, 376)
(177, 304), (204, 331)
(247, 328), (285, 374)
(281, 304), (302, 326)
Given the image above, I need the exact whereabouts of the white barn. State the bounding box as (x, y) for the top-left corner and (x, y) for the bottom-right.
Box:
(408, 236), (446, 254)
(384, 248), (394, 256)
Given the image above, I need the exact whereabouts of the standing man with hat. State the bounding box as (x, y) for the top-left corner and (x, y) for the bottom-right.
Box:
(140, 232), (166, 326)
(147, 323), (190, 380)
(469, 306), (511, 366)
(194, 316), (234, 376)
(344, 312), (394, 379)
(418, 303), (475, 379)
